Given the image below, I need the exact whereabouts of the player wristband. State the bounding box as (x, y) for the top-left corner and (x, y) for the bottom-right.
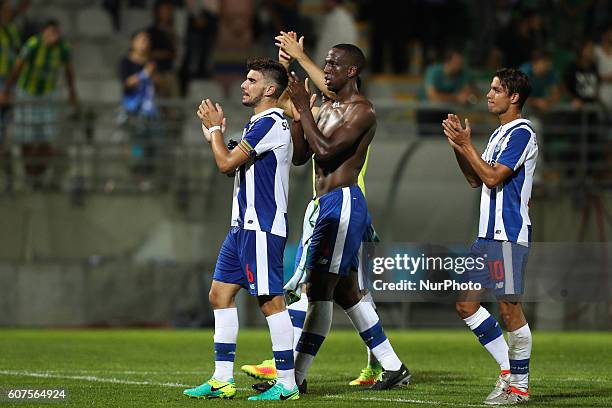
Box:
(208, 125), (222, 134)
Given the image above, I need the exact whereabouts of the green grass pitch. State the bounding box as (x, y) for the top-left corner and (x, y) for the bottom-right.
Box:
(0, 329), (610, 407)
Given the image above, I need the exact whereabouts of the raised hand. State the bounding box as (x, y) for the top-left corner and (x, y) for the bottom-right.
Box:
(442, 113), (472, 148)
(275, 31), (305, 61)
(278, 31), (297, 68)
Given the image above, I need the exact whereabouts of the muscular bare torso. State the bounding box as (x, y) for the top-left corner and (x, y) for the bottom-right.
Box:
(313, 96), (375, 196)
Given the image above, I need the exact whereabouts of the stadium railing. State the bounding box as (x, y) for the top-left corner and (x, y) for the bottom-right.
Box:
(1, 98), (609, 196)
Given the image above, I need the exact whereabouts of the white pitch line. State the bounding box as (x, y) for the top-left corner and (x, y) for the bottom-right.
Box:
(324, 394), (485, 407)
(0, 370), (254, 391)
(0, 370), (191, 388)
(7, 369), (206, 376)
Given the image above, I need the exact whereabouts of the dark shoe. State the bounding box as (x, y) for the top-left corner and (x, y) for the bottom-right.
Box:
(298, 378), (307, 394)
(252, 379), (276, 393)
(370, 364), (411, 390)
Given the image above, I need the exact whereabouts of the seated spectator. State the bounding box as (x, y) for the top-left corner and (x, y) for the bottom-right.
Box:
(0, 18), (77, 188)
(564, 40), (600, 109)
(421, 47), (476, 105)
(519, 49), (560, 112)
(119, 30), (161, 185)
(147, 0), (179, 99)
(520, 49), (564, 170)
(594, 25), (612, 114)
(417, 48), (477, 136)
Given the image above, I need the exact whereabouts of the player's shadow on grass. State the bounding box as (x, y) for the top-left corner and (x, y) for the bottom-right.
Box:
(536, 387), (612, 404)
(410, 370), (471, 385)
(308, 371), (469, 396)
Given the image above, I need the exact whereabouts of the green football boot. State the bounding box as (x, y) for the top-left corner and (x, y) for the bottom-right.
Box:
(183, 377), (237, 399)
(247, 382), (299, 401)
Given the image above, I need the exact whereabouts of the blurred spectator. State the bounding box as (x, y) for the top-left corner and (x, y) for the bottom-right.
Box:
(0, 0), (25, 190)
(0, 0), (21, 144)
(212, 0), (255, 96)
(147, 0), (179, 99)
(417, 48), (477, 137)
(312, 0), (358, 68)
(0, 18), (77, 187)
(519, 49), (560, 112)
(594, 25), (612, 113)
(564, 39), (600, 109)
(118, 30), (161, 184)
(179, 0), (219, 96)
(420, 48), (476, 105)
(562, 39), (602, 175)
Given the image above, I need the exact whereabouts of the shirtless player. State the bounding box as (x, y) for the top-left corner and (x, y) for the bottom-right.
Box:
(286, 44), (410, 392)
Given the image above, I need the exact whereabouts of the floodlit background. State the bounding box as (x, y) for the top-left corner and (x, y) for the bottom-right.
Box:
(0, 0), (610, 330)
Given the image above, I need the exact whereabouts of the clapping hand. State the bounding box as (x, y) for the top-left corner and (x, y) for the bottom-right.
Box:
(288, 75), (317, 122)
(275, 31), (305, 62)
(197, 99), (226, 143)
(442, 114), (472, 148)
(277, 31), (300, 68)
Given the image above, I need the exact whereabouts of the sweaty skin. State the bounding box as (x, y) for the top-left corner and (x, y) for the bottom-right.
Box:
(312, 98), (375, 194)
(288, 48), (375, 197)
(287, 47), (374, 306)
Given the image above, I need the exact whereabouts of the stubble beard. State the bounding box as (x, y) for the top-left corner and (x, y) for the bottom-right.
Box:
(242, 94), (263, 108)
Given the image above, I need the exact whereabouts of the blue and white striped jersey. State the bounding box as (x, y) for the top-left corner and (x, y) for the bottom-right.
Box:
(478, 118), (538, 246)
(230, 107), (292, 238)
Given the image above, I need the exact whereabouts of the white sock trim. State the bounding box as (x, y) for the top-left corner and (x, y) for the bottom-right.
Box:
(463, 306), (490, 331)
(345, 298), (378, 331)
(508, 323), (532, 359)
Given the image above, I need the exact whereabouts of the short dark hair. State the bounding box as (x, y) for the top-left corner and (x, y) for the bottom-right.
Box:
(531, 48), (551, 62)
(41, 18), (60, 30)
(495, 68), (531, 109)
(443, 46), (463, 62)
(332, 43), (366, 75)
(246, 57), (288, 99)
(130, 29), (148, 40)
